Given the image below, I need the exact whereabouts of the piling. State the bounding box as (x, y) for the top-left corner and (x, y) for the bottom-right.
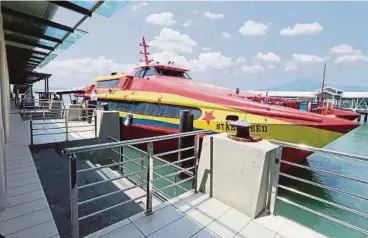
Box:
(178, 110), (194, 179)
(364, 114), (368, 123)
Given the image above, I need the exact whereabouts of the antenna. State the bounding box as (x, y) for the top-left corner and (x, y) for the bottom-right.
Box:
(319, 62), (327, 113)
(139, 37), (153, 66)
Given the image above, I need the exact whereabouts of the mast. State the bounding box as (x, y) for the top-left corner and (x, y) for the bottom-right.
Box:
(319, 62), (327, 114)
(139, 37), (153, 66)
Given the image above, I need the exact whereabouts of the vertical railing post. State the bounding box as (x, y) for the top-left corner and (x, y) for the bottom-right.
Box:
(140, 152), (144, 188)
(209, 136), (214, 198)
(29, 115), (33, 145)
(268, 147), (283, 215)
(193, 134), (200, 193)
(69, 153), (79, 238)
(145, 142), (153, 215)
(42, 99), (45, 120)
(65, 110), (69, 141)
(119, 146), (123, 174)
(94, 111), (98, 138)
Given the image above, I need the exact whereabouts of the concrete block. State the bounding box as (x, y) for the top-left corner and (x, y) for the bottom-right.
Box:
(197, 133), (280, 218)
(86, 111), (120, 165)
(67, 104), (83, 121)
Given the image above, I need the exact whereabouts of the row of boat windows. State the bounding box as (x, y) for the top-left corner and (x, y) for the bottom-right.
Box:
(97, 79), (119, 87)
(98, 100), (202, 119)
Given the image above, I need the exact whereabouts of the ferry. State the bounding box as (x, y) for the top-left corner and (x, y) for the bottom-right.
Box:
(77, 37), (360, 171)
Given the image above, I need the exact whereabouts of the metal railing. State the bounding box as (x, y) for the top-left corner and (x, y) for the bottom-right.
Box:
(63, 130), (210, 238)
(29, 107), (99, 145)
(269, 140), (368, 236)
(19, 99), (65, 119)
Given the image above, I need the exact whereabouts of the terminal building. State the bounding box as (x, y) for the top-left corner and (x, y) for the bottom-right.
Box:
(250, 86), (368, 111)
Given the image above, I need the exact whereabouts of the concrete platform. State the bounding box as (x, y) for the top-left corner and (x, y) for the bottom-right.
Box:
(0, 113), (59, 238)
(85, 191), (328, 238)
(23, 119), (96, 145)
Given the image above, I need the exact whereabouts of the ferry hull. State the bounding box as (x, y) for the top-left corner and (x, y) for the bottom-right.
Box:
(121, 122), (315, 172)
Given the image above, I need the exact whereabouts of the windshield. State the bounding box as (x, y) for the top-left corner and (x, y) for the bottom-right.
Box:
(155, 67), (191, 79)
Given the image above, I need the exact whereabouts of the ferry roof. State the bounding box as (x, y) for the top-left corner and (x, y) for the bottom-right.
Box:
(94, 74), (125, 82)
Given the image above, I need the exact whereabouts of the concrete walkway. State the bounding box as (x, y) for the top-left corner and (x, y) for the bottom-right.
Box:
(0, 113), (59, 238)
(85, 191), (328, 238)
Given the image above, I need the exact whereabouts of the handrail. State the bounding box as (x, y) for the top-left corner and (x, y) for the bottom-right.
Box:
(64, 130), (210, 154)
(269, 139), (368, 236)
(270, 140), (368, 163)
(68, 131), (204, 238)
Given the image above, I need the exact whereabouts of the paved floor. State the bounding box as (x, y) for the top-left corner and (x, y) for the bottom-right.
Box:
(85, 191), (328, 238)
(0, 113), (59, 238)
(23, 119), (96, 145)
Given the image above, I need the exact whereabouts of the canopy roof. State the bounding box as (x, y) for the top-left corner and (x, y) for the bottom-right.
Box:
(2, 1), (129, 86)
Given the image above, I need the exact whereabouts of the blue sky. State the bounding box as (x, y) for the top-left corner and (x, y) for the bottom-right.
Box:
(37, 1), (368, 91)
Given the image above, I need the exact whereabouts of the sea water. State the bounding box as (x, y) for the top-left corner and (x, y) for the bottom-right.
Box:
(276, 123), (368, 238)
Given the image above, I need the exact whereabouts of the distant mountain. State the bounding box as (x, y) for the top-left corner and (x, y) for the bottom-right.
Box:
(265, 78), (368, 92)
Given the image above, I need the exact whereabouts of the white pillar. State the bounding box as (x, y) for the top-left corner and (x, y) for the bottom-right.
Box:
(0, 11), (9, 143)
(0, 6), (7, 211)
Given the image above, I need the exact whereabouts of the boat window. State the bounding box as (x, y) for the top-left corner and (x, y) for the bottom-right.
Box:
(134, 70), (142, 77)
(143, 67), (157, 77)
(108, 102), (118, 110)
(226, 115), (239, 121)
(144, 104), (157, 115)
(163, 105), (179, 118)
(96, 79), (119, 87)
(152, 104), (168, 117)
(132, 102), (148, 114)
(190, 109), (202, 119)
(155, 67), (191, 79)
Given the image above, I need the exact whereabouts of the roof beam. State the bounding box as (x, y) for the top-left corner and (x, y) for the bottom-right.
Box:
(6, 45), (51, 56)
(49, 1), (92, 16)
(5, 34), (54, 51)
(28, 59), (42, 64)
(1, 6), (74, 33)
(30, 55), (46, 61)
(3, 24), (63, 43)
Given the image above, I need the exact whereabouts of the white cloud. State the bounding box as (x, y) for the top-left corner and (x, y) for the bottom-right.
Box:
(235, 57), (246, 65)
(183, 19), (192, 27)
(292, 54), (327, 63)
(335, 54), (368, 63)
(204, 12), (224, 19)
(254, 52), (281, 62)
(283, 61), (298, 72)
(268, 65), (275, 69)
(280, 22), (323, 36)
(221, 31), (232, 39)
(329, 44), (359, 55)
(329, 44), (368, 63)
(191, 52), (232, 71)
(42, 57), (136, 88)
(202, 47), (212, 51)
(150, 28), (197, 53)
(241, 64), (264, 73)
(130, 2), (148, 11)
(239, 20), (268, 36)
(151, 51), (233, 72)
(146, 12), (176, 26)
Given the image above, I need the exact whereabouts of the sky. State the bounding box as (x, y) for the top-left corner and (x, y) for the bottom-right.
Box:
(35, 1), (368, 91)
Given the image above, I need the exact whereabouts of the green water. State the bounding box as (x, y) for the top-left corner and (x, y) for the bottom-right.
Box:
(276, 124), (368, 238)
(122, 124), (368, 238)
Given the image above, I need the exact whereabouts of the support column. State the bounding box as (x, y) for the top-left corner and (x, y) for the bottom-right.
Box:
(0, 7), (7, 211)
(0, 10), (9, 143)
